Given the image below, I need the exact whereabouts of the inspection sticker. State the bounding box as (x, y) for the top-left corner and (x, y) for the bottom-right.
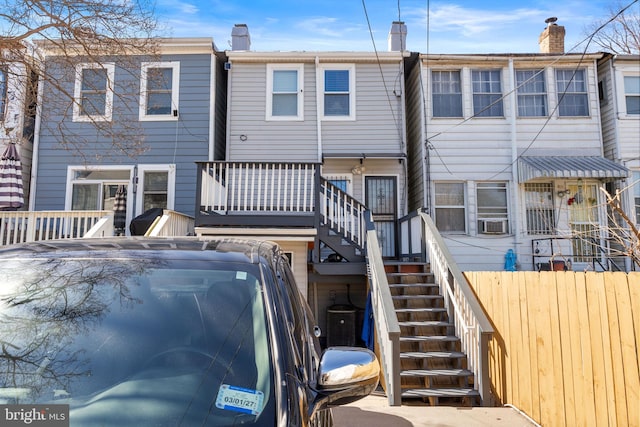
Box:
(215, 384), (264, 416)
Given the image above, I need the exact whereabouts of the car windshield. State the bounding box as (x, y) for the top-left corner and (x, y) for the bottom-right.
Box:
(0, 254), (275, 426)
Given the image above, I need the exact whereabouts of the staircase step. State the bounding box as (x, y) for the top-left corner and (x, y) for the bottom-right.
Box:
(398, 320), (452, 328)
(387, 272), (433, 278)
(389, 283), (438, 289)
(395, 307), (446, 314)
(401, 368), (473, 378)
(401, 388), (480, 398)
(392, 294), (442, 300)
(400, 335), (459, 343)
(400, 351), (466, 359)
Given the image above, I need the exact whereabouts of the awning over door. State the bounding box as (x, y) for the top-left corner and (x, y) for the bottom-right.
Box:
(518, 156), (630, 182)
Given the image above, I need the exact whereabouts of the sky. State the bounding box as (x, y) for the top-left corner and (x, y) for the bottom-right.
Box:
(154, 0), (637, 54)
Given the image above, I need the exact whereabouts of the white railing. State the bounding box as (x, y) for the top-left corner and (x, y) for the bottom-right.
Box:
(319, 178), (367, 248)
(145, 210), (195, 237)
(199, 162), (318, 213)
(417, 210), (494, 405)
(0, 210), (112, 245)
(365, 212), (402, 406)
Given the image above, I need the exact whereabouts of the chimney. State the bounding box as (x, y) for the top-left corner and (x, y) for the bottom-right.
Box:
(231, 24), (251, 51)
(538, 17), (565, 54)
(388, 21), (407, 52)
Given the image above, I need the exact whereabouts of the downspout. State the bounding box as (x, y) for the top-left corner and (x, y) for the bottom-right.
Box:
(508, 59), (521, 260)
(208, 51), (216, 161)
(28, 45), (44, 211)
(315, 56), (323, 163)
(225, 59), (232, 160)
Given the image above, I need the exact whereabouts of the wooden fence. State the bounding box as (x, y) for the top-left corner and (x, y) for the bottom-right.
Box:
(465, 271), (640, 427)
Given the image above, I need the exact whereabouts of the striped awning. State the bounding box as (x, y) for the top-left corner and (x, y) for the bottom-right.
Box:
(518, 156), (630, 182)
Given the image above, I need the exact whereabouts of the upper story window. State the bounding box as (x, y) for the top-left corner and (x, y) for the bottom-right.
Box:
(472, 69), (503, 117)
(555, 69), (588, 116)
(516, 70), (547, 117)
(320, 65), (355, 120)
(624, 76), (640, 115)
(140, 62), (180, 121)
(73, 63), (115, 122)
(266, 64), (304, 120)
(434, 182), (466, 233)
(432, 70), (462, 117)
(0, 67), (6, 119)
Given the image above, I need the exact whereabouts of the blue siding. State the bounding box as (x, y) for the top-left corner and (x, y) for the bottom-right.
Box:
(35, 52), (216, 217)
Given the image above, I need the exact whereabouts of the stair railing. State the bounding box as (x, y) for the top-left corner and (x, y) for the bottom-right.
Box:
(417, 209), (494, 405)
(364, 211), (402, 406)
(319, 178), (367, 248)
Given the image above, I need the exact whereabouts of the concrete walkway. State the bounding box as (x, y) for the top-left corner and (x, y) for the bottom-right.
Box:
(332, 394), (538, 427)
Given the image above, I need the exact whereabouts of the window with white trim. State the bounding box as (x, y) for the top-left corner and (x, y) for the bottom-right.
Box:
(432, 70), (462, 117)
(321, 65), (355, 119)
(472, 69), (503, 117)
(477, 182), (508, 234)
(0, 67), (7, 119)
(140, 62), (180, 120)
(266, 64), (303, 120)
(555, 69), (588, 116)
(516, 70), (547, 117)
(73, 63), (115, 122)
(624, 76), (640, 115)
(136, 164), (175, 215)
(434, 182), (465, 233)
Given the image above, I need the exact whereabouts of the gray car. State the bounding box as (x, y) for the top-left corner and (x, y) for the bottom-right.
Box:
(0, 237), (379, 426)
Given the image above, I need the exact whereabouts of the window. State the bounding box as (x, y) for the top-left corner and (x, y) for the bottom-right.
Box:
(140, 62), (180, 120)
(321, 65), (355, 119)
(556, 69), (588, 116)
(477, 182), (508, 234)
(432, 70), (462, 117)
(525, 183), (555, 234)
(598, 79), (607, 107)
(0, 67), (6, 119)
(434, 182), (465, 233)
(624, 76), (640, 115)
(136, 164), (175, 214)
(472, 70), (503, 117)
(516, 70), (547, 117)
(267, 64), (303, 120)
(73, 63), (115, 121)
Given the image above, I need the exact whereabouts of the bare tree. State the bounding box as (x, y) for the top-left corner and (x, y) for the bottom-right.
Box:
(1, 0), (161, 159)
(585, 0), (640, 54)
(602, 185), (640, 270)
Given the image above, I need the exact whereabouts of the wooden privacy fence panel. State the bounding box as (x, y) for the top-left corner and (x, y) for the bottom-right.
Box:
(465, 271), (640, 427)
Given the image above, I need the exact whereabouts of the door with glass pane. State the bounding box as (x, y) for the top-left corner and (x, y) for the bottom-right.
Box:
(568, 182), (600, 266)
(365, 176), (397, 258)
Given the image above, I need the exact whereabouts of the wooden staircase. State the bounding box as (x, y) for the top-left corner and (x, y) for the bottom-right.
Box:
(385, 261), (480, 406)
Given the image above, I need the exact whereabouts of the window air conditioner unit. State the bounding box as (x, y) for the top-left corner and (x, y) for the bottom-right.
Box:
(479, 219), (508, 234)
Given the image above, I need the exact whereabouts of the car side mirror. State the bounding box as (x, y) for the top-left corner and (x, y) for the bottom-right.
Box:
(311, 346), (380, 412)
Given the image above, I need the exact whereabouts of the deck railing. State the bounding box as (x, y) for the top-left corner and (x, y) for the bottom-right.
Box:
(198, 162), (318, 213)
(365, 211), (402, 406)
(0, 210), (112, 245)
(145, 210), (195, 237)
(415, 210), (494, 405)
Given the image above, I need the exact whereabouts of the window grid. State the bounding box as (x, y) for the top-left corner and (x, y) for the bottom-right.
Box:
(472, 70), (503, 117)
(525, 183), (555, 234)
(516, 70), (547, 117)
(80, 68), (108, 116)
(272, 69), (298, 117)
(432, 70), (462, 117)
(324, 70), (350, 116)
(434, 182), (466, 233)
(556, 69), (589, 116)
(145, 68), (173, 115)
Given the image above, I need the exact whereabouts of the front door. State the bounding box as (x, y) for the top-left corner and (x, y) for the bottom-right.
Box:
(365, 176), (397, 258)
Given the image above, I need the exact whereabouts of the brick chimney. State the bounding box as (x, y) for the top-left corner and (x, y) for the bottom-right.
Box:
(388, 21), (407, 52)
(539, 17), (565, 54)
(231, 24), (251, 51)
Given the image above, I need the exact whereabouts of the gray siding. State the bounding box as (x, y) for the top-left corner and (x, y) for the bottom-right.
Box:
(404, 55), (426, 211)
(35, 52), (215, 217)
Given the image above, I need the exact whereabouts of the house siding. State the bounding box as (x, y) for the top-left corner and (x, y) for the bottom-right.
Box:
(34, 49), (216, 219)
(404, 54), (426, 213)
